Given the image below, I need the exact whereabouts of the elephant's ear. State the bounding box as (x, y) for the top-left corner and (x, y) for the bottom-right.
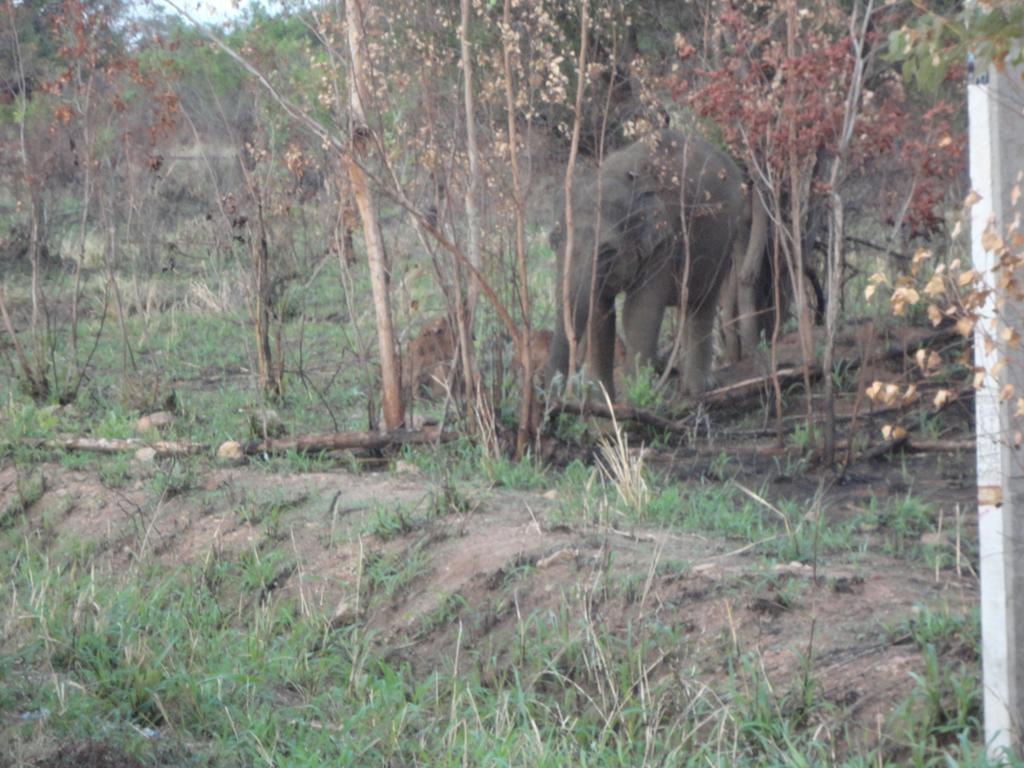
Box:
(632, 191), (674, 257)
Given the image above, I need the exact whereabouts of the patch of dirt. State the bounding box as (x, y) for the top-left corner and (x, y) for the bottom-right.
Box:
(1, 448), (978, 756)
(33, 741), (146, 768)
(0, 317), (982, 758)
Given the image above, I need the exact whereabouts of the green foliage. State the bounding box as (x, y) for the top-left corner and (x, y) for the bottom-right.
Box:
(891, 646), (981, 765)
(362, 503), (415, 541)
(149, 460), (199, 499)
(1, 402), (60, 464)
(238, 546), (292, 596)
(2, 468), (46, 521)
(481, 453), (548, 490)
(888, 1), (1024, 93)
(787, 423), (820, 451)
(363, 540), (429, 601)
(623, 364), (662, 410)
(863, 494), (936, 559)
(97, 454), (133, 489)
(707, 451), (735, 482)
(890, 604), (980, 660)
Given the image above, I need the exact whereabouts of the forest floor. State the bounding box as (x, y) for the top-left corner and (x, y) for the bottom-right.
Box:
(0, 319), (988, 766)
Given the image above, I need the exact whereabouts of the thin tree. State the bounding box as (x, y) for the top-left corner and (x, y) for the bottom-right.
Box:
(502, 0), (537, 456)
(344, 0), (404, 430)
(785, 0), (817, 449)
(560, 0), (589, 399)
(457, 0), (488, 438)
(4, 0), (48, 400)
(823, 0), (875, 464)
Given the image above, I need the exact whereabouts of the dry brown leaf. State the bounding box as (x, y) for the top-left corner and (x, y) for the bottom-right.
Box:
(924, 274), (945, 297)
(957, 270), (980, 288)
(981, 227), (1003, 252)
(902, 384), (919, 405)
(890, 286), (920, 316)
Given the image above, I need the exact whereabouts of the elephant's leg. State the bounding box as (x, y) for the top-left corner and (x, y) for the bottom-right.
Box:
(587, 298), (617, 398)
(545, 281), (592, 384)
(684, 298), (719, 396)
(622, 289), (667, 379)
(720, 266), (741, 364)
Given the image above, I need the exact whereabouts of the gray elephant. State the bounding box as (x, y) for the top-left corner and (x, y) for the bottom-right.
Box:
(544, 128), (751, 399)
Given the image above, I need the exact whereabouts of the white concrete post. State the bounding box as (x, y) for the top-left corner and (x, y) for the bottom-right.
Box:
(969, 49), (1024, 759)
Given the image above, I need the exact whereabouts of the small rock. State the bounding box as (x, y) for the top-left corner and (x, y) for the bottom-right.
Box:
(773, 561), (814, 577)
(217, 440), (245, 464)
(134, 447), (157, 463)
(542, 489), (559, 500)
(137, 411), (174, 434)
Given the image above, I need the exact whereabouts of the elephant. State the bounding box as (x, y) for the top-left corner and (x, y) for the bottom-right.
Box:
(544, 128), (752, 399)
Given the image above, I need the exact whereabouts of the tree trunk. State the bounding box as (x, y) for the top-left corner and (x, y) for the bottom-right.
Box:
(560, 0), (590, 399)
(502, 0), (537, 456)
(252, 197), (281, 400)
(785, 0), (816, 450)
(7, 1), (48, 400)
(345, 0), (404, 430)
(457, 0), (488, 435)
(824, 0), (873, 464)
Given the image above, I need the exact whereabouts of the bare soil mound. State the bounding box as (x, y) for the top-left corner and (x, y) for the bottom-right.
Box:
(1, 456), (977, 762)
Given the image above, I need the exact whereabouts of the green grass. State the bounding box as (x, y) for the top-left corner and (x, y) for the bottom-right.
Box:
(0, 265), (1001, 767)
(0, 473), (1001, 768)
(0, 260), (386, 457)
(361, 502), (417, 541)
(862, 493), (939, 559)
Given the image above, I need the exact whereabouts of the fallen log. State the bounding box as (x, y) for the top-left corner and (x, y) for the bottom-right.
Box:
(244, 427), (455, 455)
(551, 401), (684, 433)
(551, 368), (819, 431)
(33, 428), (455, 459)
(551, 326), (961, 430)
(907, 438), (975, 453)
(701, 366), (820, 407)
(44, 437), (208, 457)
(827, 434), (976, 464)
